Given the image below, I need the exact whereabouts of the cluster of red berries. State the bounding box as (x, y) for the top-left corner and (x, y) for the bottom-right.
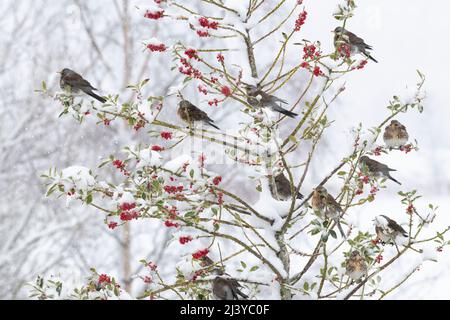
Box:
(120, 211), (140, 221)
(197, 30), (210, 38)
(185, 49), (200, 60)
(208, 99), (220, 107)
(179, 58), (203, 79)
(312, 66), (323, 77)
(165, 220), (180, 228)
(400, 144), (413, 154)
(213, 176), (222, 186)
(198, 17), (218, 30)
(406, 204), (415, 215)
(303, 44), (320, 60)
(98, 274), (111, 285)
(337, 44), (351, 58)
(198, 85), (208, 95)
(192, 248), (210, 260)
(221, 86), (232, 97)
(375, 254), (383, 264)
(160, 132), (173, 140)
(108, 222), (118, 230)
(144, 10), (164, 20)
(179, 236), (194, 245)
(113, 159), (130, 176)
(151, 145), (164, 152)
(147, 43), (167, 52)
(164, 185), (184, 194)
(294, 10), (308, 31)
(119, 203), (140, 221)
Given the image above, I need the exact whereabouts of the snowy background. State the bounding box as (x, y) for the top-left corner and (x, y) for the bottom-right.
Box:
(1, 0), (449, 299)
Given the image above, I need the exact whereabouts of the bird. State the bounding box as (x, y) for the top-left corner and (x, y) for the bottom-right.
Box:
(178, 100), (220, 130)
(359, 156), (401, 185)
(345, 251), (368, 282)
(211, 268), (249, 300)
(59, 68), (106, 103)
(311, 186), (346, 238)
(383, 120), (409, 149)
(374, 215), (408, 244)
(245, 85), (298, 118)
(332, 27), (378, 63)
(269, 172), (304, 201)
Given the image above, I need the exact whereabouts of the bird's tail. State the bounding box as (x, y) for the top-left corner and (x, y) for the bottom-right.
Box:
(86, 91), (107, 103)
(336, 220), (346, 238)
(206, 121), (220, 130)
(388, 174), (402, 185)
(273, 106), (298, 118)
(236, 289), (249, 300)
(364, 52), (378, 63)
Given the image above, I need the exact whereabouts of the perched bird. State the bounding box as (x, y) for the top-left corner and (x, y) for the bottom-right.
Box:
(375, 215), (408, 244)
(383, 120), (409, 149)
(269, 173), (304, 201)
(245, 85), (298, 118)
(359, 156), (401, 185)
(178, 100), (220, 130)
(345, 251), (368, 282)
(212, 268), (248, 300)
(59, 68), (106, 103)
(311, 186), (346, 238)
(333, 27), (378, 63)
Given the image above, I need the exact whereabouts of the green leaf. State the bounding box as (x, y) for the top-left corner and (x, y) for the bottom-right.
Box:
(303, 282), (309, 291)
(288, 135), (298, 144)
(241, 261), (247, 269)
(329, 230), (337, 239)
(46, 185), (56, 197)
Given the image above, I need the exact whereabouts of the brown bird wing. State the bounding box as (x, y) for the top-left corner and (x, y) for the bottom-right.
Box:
(365, 157), (392, 173)
(386, 217), (408, 236)
(346, 30), (372, 49)
(326, 193), (343, 213)
(187, 103), (212, 122)
(384, 127), (394, 140)
(399, 126), (409, 138)
(64, 71), (96, 90)
(260, 92), (288, 105)
(274, 174), (291, 197)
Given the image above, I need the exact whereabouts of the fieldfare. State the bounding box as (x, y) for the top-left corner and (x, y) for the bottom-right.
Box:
(383, 120), (409, 149)
(375, 215), (408, 244)
(359, 156), (401, 185)
(312, 186), (346, 238)
(269, 173), (304, 201)
(345, 251), (368, 281)
(59, 68), (106, 103)
(245, 85), (298, 118)
(178, 100), (220, 130)
(333, 27), (378, 63)
(211, 268), (248, 300)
